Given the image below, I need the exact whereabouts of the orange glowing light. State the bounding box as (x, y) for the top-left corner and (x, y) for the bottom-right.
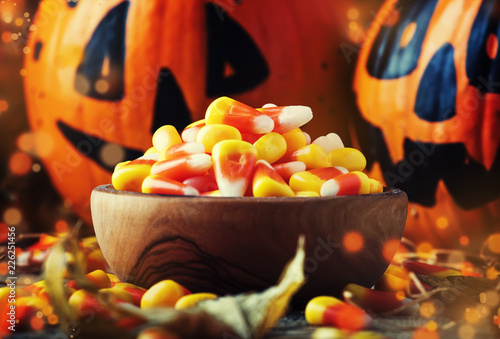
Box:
(416, 242), (434, 255)
(347, 8), (359, 20)
(436, 216), (449, 230)
(1, 31), (11, 43)
(20, 68), (27, 76)
(30, 315), (45, 331)
(412, 327), (440, 339)
(464, 307), (481, 324)
(48, 314), (58, 325)
(487, 234), (500, 254)
(17, 132), (35, 152)
(419, 302), (436, 319)
(343, 231), (364, 253)
(9, 151), (32, 175)
(382, 238), (401, 263)
(42, 305), (53, 316)
(459, 236), (470, 246)
(33, 131), (55, 157)
(3, 207), (22, 225)
(55, 220), (68, 233)
(15, 18), (23, 26)
(0, 99), (9, 112)
(426, 320), (438, 331)
(349, 21), (358, 30)
(486, 267), (499, 280)
(0, 222), (8, 242)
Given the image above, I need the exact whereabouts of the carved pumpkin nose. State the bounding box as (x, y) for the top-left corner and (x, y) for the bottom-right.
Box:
(414, 43), (457, 122)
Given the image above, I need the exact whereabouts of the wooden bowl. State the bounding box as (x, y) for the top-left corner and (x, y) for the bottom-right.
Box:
(91, 184), (407, 303)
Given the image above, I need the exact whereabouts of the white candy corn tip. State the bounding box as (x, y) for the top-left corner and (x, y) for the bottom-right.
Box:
(326, 133), (344, 150)
(184, 186), (200, 196)
(184, 142), (206, 154)
(320, 179), (340, 197)
(139, 153), (160, 161)
(333, 166), (349, 175)
(187, 154), (212, 171)
(181, 128), (199, 143)
(262, 103), (277, 108)
(253, 114), (275, 134)
(279, 106), (313, 131)
(313, 133), (344, 153)
(218, 177), (248, 197)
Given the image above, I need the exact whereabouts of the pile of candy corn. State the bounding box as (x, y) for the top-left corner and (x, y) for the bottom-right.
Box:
(112, 96), (383, 197)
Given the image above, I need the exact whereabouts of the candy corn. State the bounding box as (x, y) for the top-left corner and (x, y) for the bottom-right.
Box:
(253, 132), (287, 164)
(343, 283), (416, 314)
(151, 154), (212, 182)
(328, 147), (367, 172)
(196, 124), (242, 153)
(402, 260), (462, 278)
(320, 171), (370, 196)
(111, 157), (157, 192)
(160, 142), (205, 161)
(288, 144), (330, 169)
(205, 96), (274, 134)
(289, 167), (348, 194)
(305, 296), (371, 331)
(252, 160), (295, 197)
(212, 140), (258, 197)
(142, 175), (200, 196)
(152, 125), (182, 152)
(257, 105), (312, 134)
(272, 161), (306, 182)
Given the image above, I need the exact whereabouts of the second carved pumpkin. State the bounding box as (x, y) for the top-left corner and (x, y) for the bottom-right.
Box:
(353, 0), (500, 249)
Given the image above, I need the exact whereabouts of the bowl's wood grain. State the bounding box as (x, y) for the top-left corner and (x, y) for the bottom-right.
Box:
(91, 184), (407, 303)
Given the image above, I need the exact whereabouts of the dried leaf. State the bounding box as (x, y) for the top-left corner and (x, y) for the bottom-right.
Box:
(44, 230), (306, 339)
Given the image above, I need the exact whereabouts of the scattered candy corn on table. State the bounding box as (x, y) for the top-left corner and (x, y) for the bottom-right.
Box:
(2, 233), (500, 338)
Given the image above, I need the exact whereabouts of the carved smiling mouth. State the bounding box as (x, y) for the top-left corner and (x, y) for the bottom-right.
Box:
(56, 120), (144, 172)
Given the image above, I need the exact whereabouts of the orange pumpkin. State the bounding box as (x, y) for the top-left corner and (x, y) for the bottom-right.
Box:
(353, 0), (500, 249)
(24, 0), (378, 224)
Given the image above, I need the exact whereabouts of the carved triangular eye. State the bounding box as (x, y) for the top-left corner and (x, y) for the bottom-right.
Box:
(366, 0), (439, 79)
(205, 3), (269, 97)
(414, 43), (457, 122)
(75, 1), (129, 100)
(466, 0), (500, 93)
(151, 68), (192, 134)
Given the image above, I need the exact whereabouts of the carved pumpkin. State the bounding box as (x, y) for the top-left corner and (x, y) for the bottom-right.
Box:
(353, 0), (500, 249)
(24, 0), (374, 224)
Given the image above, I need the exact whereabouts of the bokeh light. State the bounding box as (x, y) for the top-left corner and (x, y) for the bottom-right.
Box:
(343, 231), (364, 253)
(416, 242), (434, 255)
(458, 324), (475, 339)
(436, 216), (449, 230)
(9, 151), (32, 175)
(419, 301), (436, 319)
(100, 143), (126, 168)
(382, 238), (400, 263)
(33, 131), (55, 157)
(459, 236), (469, 246)
(30, 315), (45, 331)
(487, 233), (500, 254)
(3, 207), (22, 226)
(0, 99), (9, 112)
(55, 219), (68, 234)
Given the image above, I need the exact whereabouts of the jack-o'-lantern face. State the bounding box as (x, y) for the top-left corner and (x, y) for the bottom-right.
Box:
(353, 0), (500, 248)
(24, 0), (363, 223)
